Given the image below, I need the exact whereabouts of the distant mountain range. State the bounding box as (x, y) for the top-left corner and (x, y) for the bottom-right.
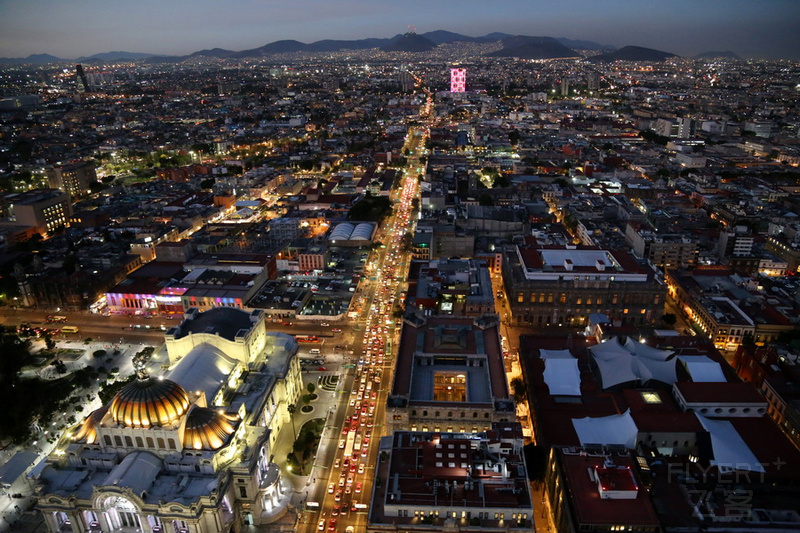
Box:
(588, 46), (677, 63)
(694, 50), (741, 60)
(488, 36), (581, 60)
(1, 31), (701, 65)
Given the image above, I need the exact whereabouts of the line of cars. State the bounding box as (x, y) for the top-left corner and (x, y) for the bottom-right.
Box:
(319, 137), (420, 532)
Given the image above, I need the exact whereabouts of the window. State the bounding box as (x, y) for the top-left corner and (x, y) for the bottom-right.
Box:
(239, 486), (248, 498)
(124, 436), (133, 447)
(641, 391), (661, 404)
(114, 436), (123, 447)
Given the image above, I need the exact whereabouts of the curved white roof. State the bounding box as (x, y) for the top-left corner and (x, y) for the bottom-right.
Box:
(330, 222), (355, 241)
(350, 222), (373, 240)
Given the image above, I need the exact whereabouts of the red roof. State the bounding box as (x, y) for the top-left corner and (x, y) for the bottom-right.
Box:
(560, 450), (659, 527)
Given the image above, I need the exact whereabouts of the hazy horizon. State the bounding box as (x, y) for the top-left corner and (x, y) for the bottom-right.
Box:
(1, 0), (799, 60)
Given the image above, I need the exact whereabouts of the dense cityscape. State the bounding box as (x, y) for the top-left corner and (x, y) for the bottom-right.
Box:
(1, 28), (800, 533)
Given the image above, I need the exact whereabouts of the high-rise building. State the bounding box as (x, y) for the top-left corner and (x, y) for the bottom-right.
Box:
(398, 69), (414, 92)
(47, 160), (97, 198)
(75, 64), (89, 93)
(586, 70), (600, 92)
(8, 188), (72, 237)
(450, 68), (466, 93)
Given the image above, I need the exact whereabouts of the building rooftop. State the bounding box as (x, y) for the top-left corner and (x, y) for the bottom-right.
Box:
(391, 315), (508, 405)
(173, 306), (259, 342)
(558, 448), (659, 528)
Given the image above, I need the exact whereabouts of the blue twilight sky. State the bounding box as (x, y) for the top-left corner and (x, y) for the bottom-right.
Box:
(1, 0), (798, 59)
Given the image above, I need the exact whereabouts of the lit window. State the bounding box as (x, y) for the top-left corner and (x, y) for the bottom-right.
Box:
(641, 391), (661, 404)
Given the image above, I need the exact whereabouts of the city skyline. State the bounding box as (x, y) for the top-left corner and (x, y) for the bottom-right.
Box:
(1, 0), (800, 60)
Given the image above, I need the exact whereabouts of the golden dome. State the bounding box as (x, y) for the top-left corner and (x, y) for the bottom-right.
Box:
(182, 406), (239, 450)
(110, 377), (190, 428)
(73, 405), (109, 444)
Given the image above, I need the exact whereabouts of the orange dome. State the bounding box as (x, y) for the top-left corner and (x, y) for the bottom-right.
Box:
(73, 405), (109, 444)
(183, 406), (239, 450)
(110, 377), (190, 428)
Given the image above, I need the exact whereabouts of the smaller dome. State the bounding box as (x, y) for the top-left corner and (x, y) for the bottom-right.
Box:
(110, 377), (190, 428)
(183, 406), (239, 451)
(73, 405), (109, 444)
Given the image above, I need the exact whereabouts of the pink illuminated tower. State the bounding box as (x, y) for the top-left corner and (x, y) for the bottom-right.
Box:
(450, 68), (466, 93)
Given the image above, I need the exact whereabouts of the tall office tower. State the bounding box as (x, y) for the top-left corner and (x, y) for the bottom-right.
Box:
(75, 64), (89, 93)
(450, 68), (466, 93)
(47, 160), (98, 199)
(586, 70), (600, 91)
(398, 69), (414, 92)
(560, 77), (570, 96)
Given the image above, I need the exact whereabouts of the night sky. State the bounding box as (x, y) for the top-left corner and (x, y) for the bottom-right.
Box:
(1, 0), (799, 60)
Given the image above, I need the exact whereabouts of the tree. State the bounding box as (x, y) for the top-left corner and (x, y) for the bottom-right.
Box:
(524, 444), (549, 483)
(307, 382), (316, 394)
(43, 332), (56, 350)
(287, 403), (297, 439)
(660, 313), (677, 326)
(510, 377), (527, 403)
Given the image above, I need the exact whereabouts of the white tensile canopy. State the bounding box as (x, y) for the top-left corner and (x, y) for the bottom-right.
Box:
(678, 356), (727, 382)
(697, 415), (765, 473)
(589, 337), (677, 389)
(543, 358), (582, 396)
(539, 348), (575, 359)
(572, 409), (638, 448)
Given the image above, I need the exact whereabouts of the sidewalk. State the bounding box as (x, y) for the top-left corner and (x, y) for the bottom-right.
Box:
(268, 367), (350, 525)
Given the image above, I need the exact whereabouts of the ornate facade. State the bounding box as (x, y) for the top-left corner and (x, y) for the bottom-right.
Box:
(35, 307), (302, 533)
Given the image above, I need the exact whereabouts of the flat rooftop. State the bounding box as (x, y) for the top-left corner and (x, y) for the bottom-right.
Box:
(391, 315), (508, 404)
(559, 448), (659, 528)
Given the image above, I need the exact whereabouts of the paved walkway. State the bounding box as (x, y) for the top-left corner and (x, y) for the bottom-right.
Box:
(263, 363), (352, 530)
